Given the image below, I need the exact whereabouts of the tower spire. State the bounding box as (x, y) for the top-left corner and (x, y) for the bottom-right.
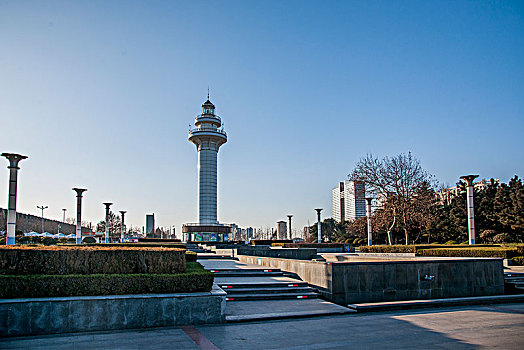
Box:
(207, 87), (210, 100)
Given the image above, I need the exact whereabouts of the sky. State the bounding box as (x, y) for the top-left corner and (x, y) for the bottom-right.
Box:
(1, 0), (523, 236)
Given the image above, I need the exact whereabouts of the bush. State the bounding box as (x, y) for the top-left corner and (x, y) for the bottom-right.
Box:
(513, 256), (524, 266)
(82, 237), (96, 244)
(445, 240), (458, 245)
(359, 245), (416, 253)
(0, 246), (186, 275)
(493, 233), (514, 244)
(284, 243), (348, 249)
(517, 246), (524, 254)
(186, 251), (197, 262)
(417, 247), (518, 259)
(0, 262), (213, 298)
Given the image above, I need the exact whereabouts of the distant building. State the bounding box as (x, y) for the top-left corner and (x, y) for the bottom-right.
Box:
(246, 227), (254, 240)
(276, 221), (287, 240)
(437, 178), (499, 205)
(332, 180), (366, 222)
(146, 214), (155, 234)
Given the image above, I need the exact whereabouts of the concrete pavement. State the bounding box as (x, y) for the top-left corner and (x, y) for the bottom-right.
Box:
(1, 303), (523, 349)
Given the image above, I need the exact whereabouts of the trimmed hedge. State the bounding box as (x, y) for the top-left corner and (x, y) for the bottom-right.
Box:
(417, 248), (518, 259)
(0, 262), (213, 298)
(250, 240), (293, 246)
(513, 256), (524, 266)
(0, 246), (186, 275)
(517, 246), (524, 254)
(359, 244), (502, 254)
(84, 243), (186, 249)
(186, 251), (198, 262)
(284, 243), (348, 249)
(138, 238), (181, 243)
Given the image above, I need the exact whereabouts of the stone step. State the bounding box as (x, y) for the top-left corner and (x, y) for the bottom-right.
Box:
(209, 268), (283, 277)
(225, 292), (318, 301)
(218, 282), (309, 289)
(504, 277), (524, 282)
(197, 254), (237, 260)
(224, 287), (315, 295)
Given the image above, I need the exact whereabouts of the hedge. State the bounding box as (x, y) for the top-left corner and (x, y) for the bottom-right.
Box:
(250, 240), (293, 246)
(359, 244), (502, 254)
(517, 246), (524, 254)
(284, 243), (348, 249)
(83, 243), (186, 249)
(513, 256), (524, 266)
(0, 246), (186, 275)
(0, 262), (213, 298)
(417, 248), (518, 259)
(186, 251), (197, 262)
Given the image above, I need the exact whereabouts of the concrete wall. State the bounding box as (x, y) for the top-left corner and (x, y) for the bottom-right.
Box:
(0, 285), (226, 337)
(237, 255), (505, 305)
(0, 208), (90, 234)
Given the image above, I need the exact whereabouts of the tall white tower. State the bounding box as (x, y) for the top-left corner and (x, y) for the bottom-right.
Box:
(183, 96), (231, 242)
(189, 97), (227, 223)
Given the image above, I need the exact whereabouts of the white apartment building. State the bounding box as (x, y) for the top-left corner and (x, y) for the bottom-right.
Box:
(332, 180), (366, 222)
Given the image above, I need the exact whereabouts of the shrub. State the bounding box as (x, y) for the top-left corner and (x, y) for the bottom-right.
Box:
(417, 247), (518, 259)
(493, 233), (514, 244)
(445, 240), (458, 245)
(0, 246), (186, 275)
(82, 237), (96, 244)
(517, 246), (524, 254)
(359, 245), (416, 253)
(186, 251), (197, 262)
(0, 262), (213, 299)
(513, 256), (524, 266)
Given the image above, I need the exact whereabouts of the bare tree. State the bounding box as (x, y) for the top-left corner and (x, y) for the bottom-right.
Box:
(349, 152), (437, 245)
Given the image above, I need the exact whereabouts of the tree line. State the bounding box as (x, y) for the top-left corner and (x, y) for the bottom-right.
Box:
(306, 153), (523, 245)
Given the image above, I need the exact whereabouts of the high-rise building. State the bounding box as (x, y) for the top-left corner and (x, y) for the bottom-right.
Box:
(146, 214), (155, 234)
(182, 96), (232, 241)
(332, 180), (366, 222)
(276, 221), (287, 240)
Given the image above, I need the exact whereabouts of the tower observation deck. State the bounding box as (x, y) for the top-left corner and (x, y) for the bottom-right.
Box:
(183, 97), (231, 242)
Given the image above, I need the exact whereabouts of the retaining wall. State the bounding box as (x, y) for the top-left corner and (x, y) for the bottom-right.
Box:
(0, 285), (226, 337)
(238, 255), (505, 305)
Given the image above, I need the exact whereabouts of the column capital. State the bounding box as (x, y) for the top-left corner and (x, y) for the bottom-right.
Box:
(73, 188), (87, 196)
(2, 153), (28, 169)
(460, 174), (479, 186)
(119, 210), (127, 215)
(365, 197), (373, 204)
(103, 202), (113, 210)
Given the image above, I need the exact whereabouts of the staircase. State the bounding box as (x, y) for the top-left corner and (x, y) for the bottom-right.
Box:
(185, 243), (210, 254)
(210, 267), (318, 301)
(504, 272), (524, 293)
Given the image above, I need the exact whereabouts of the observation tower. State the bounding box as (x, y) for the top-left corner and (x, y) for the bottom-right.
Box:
(182, 96), (232, 242)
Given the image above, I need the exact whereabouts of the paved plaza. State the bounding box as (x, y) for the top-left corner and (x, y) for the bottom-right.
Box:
(1, 303), (523, 349)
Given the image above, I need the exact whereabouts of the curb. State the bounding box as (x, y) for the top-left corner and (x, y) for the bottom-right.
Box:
(226, 308), (355, 323)
(347, 294), (524, 312)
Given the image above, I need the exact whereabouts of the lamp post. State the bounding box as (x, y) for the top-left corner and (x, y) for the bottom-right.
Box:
(73, 188), (87, 244)
(119, 210), (126, 243)
(103, 203), (112, 243)
(365, 198), (373, 246)
(460, 175), (479, 245)
(37, 205), (48, 234)
(2, 153), (27, 245)
(315, 208), (323, 243)
(62, 208), (67, 223)
(287, 215), (293, 240)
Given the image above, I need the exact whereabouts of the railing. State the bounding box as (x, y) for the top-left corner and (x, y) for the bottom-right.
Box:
(195, 114), (221, 122)
(189, 128), (227, 137)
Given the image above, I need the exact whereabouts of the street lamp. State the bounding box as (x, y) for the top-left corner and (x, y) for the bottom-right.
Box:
(62, 208), (67, 223)
(103, 203), (112, 243)
(315, 208), (323, 243)
(37, 205), (48, 234)
(119, 211), (126, 243)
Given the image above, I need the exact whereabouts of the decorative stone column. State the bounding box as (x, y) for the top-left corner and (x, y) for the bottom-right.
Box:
(1, 153), (27, 245)
(460, 175), (479, 245)
(287, 215), (293, 240)
(119, 210), (126, 242)
(103, 203), (113, 243)
(73, 188), (87, 244)
(315, 208), (323, 244)
(365, 198), (373, 246)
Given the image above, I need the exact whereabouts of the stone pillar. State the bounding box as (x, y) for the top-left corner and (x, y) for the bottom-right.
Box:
(1, 153), (27, 245)
(103, 203), (113, 243)
(365, 198), (373, 246)
(73, 188), (86, 244)
(287, 215), (293, 240)
(460, 175), (479, 245)
(315, 208), (323, 244)
(119, 210), (126, 242)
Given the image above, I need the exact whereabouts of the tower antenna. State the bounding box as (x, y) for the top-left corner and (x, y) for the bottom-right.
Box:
(207, 86), (210, 100)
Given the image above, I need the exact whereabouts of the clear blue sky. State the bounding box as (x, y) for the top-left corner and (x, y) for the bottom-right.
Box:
(1, 1), (523, 235)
